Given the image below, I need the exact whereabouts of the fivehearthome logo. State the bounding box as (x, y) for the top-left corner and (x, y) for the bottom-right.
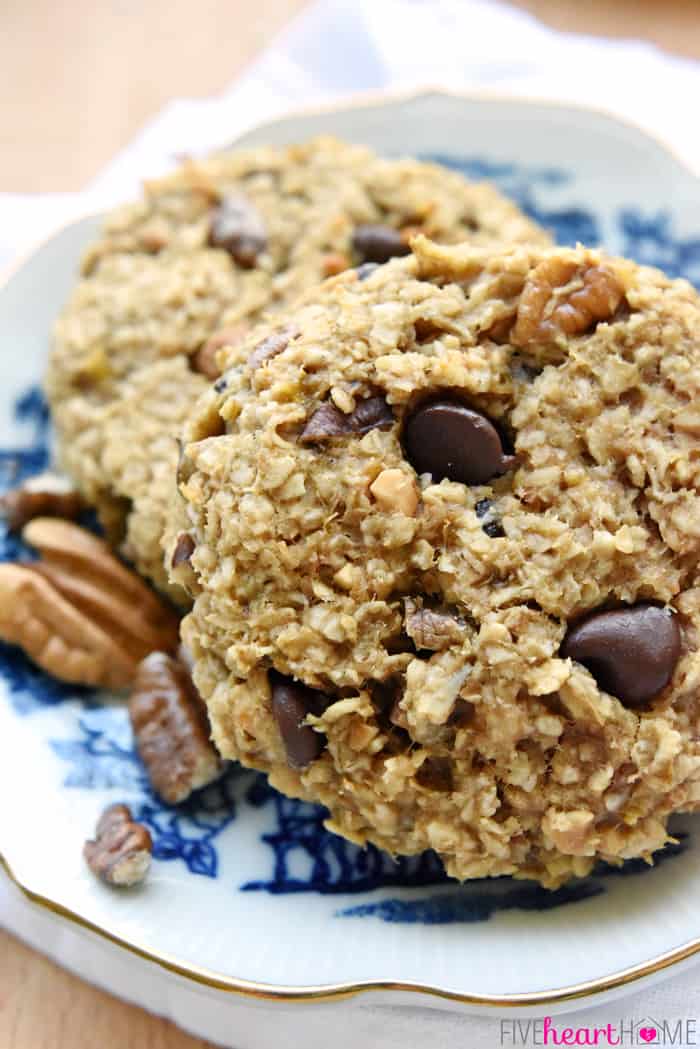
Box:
(499, 1016), (698, 1046)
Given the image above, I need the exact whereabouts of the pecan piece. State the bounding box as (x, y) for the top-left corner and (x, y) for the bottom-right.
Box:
(300, 395), (394, 443)
(299, 403), (349, 441)
(192, 323), (250, 380)
(512, 258), (625, 349)
(0, 472), (83, 531)
(84, 803), (152, 886)
(129, 652), (221, 803)
(349, 396), (395, 433)
(209, 193), (267, 268)
(247, 325), (300, 371)
(403, 598), (467, 651)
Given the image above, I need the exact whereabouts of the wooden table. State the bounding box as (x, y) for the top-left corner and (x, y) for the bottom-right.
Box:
(1, 1), (699, 1046)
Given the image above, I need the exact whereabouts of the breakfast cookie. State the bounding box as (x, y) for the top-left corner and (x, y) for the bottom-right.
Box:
(47, 138), (548, 602)
(172, 238), (700, 887)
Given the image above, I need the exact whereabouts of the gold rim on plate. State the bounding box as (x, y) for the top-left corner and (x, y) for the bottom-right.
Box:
(2, 88), (699, 1009)
(3, 849), (700, 1007)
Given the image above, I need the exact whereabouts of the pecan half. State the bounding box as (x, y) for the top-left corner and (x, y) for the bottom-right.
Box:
(0, 519), (179, 689)
(300, 395), (394, 443)
(84, 803), (152, 886)
(512, 258), (624, 349)
(129, 652), (221, 803)
(0, 472), (83, 532)
(23, 518), (179, 656)
(0, 564), (138, 688)
(403, 598), (467, 651)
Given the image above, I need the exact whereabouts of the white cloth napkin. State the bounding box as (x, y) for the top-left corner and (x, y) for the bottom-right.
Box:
(3, 0), (700, 272)
(3, 1), (700, 1044)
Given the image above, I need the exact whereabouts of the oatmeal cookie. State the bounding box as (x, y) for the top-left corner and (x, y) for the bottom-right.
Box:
(47, 138), (547, 601)
(173, 238), (700, 887)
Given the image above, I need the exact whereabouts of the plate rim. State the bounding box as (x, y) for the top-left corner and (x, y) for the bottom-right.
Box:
(227, 84), (700, 180)
(3, 86), (700, 1011)
(3, 850), (700, 1008)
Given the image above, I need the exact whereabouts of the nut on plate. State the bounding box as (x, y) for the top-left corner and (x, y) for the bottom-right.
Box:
(0, 518), (179, 689)
(0, 472), (83, 531)
(84, 803), (152, 887)
(129, 652), (222, 804)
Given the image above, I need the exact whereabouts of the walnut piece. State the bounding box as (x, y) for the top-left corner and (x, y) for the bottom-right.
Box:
(0, 519), (179, 688)
(129, 652), (221, 803)
(84, 803), (152, 886)
(512, 258), (624, 349)
(370, 469), (419, 516)
(0, 472), (83, 531)
(404, 598), (467, 651)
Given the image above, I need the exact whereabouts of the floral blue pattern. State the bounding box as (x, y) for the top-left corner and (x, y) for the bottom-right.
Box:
(430, 155), (601, 246)
(2, 154), (699, 921)
(50, 708), (240, 878)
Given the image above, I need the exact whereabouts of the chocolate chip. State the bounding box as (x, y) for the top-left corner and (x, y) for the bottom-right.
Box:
(269, 672), (328, 768)
(403, 400), (516, 486)
(352, 225), (411, 265)
(448, 699), (475, 727)
(482, 519), (505, 538)
(171, 532), (195, 568)
(389, 695), (409, 731)
(356, 262), (379, 281)
(247, 326), (299, 371)
(415, 756), (453, 792)
(474, 498), (492, 519)
(300, 395), (394, 443)
(561, 603), (681, 708)
(209, 194), (267, 268)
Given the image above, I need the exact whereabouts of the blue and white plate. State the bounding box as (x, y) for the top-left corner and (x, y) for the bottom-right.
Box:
(2, 91), (700, 1046)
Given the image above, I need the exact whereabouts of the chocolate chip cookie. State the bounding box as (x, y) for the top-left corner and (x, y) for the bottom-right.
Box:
(173, 238), (700, 887)
(47, 138), (548, 602)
